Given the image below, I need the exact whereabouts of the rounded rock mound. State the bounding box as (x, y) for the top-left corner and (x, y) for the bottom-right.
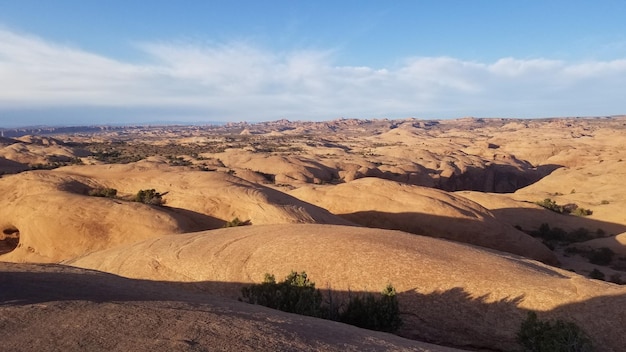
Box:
(68, 223), (625, 352)
(0, 163), (351, 262)
(289, 178), (558, 265)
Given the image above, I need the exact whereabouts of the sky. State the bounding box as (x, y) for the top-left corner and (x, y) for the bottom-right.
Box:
(1, 0), (625, 127)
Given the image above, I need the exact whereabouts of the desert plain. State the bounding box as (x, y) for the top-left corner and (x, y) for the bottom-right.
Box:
(1, 116), (626, 351)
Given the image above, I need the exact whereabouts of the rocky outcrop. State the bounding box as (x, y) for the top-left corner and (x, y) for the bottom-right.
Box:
(69, 224), (626, 352)
(290, 178), (558, 265)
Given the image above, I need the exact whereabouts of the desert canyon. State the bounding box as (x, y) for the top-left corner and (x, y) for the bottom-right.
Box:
(1, 116), (626, 351)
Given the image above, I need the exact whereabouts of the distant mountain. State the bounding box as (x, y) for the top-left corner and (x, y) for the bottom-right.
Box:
(0, 121), (226, 137)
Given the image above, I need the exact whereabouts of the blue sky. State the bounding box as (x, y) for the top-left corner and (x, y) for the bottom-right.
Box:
(1, 0), (625, 127)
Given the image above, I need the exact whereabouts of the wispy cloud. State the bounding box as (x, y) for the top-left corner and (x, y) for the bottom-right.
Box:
(0, 28), (625, 125)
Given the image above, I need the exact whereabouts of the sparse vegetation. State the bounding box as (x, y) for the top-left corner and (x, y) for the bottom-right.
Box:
(611, 256), (626, 271)
(565, 246), (621, 272)
(588, 247), (614, 266)
(29, 156), (84, 171)
(241, 271), (402, 333)
(535, 199), (592, 217)
(197, 164), (216, 172)
(587, 269), (624, 284)
(81, 135), (316, 166)
(536, 198), (565, 213)
(517, 311), (593, 352)
(223, 217), (251, 227)
(30, 163), (62, 170)
(166, 155), (193, 166)
(88, 187), (118, 198)
(572, 207), (593, 217)
(340, 284), (402, 332)
(70, 157), (84, 165)
(529, 224), (595, 245)
(91, 147), (144, 164)
(241, 272), (323, 318)
(133, 189), (166, 206)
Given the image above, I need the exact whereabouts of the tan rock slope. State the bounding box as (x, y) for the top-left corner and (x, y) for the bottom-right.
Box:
(364, 120), (550, 192)
(69, 224), (626, 352)
(457, 191), (626, 235)
(3, 116), (626, 350)
(216, 150), (337, 185)
(0, 161), (350, 262)
(512, 160), (626, 229)
(289, 177), (558, 265)
(458, 153), (626, 278)
(576, 233), (626, 256)
(458, 116), (626, 234)
(191, 117), (559, 192)
(0, 156), (28, 174)
(0, 171), (191, 262)
(0, 262), (460, 352)
(0, 135), (88, 167)
(57, 161), (351, 227)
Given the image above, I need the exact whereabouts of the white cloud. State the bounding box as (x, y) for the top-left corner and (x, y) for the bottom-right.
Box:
(0, 28), (625, 125)
(562, 59), (626, 78)
(488, 57), (563, 77)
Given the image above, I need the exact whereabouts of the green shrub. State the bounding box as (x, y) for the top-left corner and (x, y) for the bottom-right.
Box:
(241, 273), (279, 307)
(530, 224), (594, 245)
(535, 199), (592, 217)
(535, 223), (568, 241)
(92, 149), (143, 164)
(536, 198), (564, 213)
(241, 271), (402, 332)
(223, 217), (251, 227)
(572, 207), (593, 217)
(517, 311), (593, 352)
(88, 187), (118, 198)
(241, 272), (323, 318)
(134, 189), (165, 206)
(30, 162), (62, 170)
(340, 284), (402, 332)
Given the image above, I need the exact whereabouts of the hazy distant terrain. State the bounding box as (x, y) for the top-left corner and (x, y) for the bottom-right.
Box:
(2, 116), (626, 351)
